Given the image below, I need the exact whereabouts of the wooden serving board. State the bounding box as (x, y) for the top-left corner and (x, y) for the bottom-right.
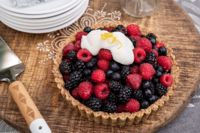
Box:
(1, 0), (200, 132)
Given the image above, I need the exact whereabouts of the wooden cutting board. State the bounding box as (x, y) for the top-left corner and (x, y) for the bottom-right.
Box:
(1, 0), (200, 132)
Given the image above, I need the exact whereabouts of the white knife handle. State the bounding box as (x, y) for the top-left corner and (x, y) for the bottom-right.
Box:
(8, 81), (51, 133)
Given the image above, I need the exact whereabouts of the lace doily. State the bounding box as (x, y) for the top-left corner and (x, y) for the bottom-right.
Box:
(36, 4), (121, 64)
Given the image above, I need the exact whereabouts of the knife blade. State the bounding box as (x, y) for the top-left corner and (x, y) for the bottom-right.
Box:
(0, 37), (51, 133)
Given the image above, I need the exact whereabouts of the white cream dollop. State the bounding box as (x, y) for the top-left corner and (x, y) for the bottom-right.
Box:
(81, 30), (134, 65)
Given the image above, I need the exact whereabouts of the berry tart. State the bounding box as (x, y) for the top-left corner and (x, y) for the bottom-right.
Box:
(53, 22), (179, 126)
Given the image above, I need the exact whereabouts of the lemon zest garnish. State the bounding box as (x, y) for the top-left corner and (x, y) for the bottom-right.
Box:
(100, 32), (123, 49)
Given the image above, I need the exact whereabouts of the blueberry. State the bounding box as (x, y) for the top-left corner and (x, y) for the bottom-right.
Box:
(142, 81), (151, 89)
(146, 33), (156, 45)
(148, 95), (159, 103)
(111, 72), (121, 81)
(156, 71), (162, 77)
(152, 77), (159, 84)
(156, 65), (163, 72)
(106, 70), (113, 78)
(158, 46), (167, 56)
(66, 50), (76, 60)
(144, 89), (153, 98)
(116, 25), (125, 30)
(129, 37), (136, 47)
(83, 26), (93, 33)
(141, 100), (150, 109)
(110, 62), (120, 71)
(86, 57), (97, 68)
(83, 69), (92, 76)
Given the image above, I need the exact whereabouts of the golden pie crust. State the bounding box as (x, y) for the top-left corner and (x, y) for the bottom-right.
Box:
(53, 22), (179, 126)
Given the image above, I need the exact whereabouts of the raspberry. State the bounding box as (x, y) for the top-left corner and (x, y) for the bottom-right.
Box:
(63, 43), (76, 56)
(85, 97), (102, 111)
(75, 31), (87, 41)
(130, 35), (141, 41)
(105, 27), (114, 32)
(160, 74), (173, 87)
(127, 24), (141, 36)
(71, 87), (79, 99)
(97, 59), (110, 71)
(136, 38), (152, 52)
(91, 69), (106, 83)
(77, 48), (92, 62)
(116, 104), (126, 113)
(125, 99), (140, 113)
(78, 81), (93, 100)
(130, 66), (139, 74)
(126, 74), (142, 90)
(157, 56), (173, 71)
(151, 49), (158, 57)
(139, 63), (156, 80)
(98, 49), (112, 61)
(74, 40), (81, 51)
(156, 42), (165, 49)
(133, 47), (146, 63)
(94, 83), (110, 100)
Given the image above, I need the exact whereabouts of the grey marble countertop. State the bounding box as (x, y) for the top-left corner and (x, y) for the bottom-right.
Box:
(1, 0), (200, 133)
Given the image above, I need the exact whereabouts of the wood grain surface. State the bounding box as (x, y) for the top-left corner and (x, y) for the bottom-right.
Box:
(1, 0), (200, 133)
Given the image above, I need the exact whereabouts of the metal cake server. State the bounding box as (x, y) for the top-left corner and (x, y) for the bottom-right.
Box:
(0, 37), (51, 133)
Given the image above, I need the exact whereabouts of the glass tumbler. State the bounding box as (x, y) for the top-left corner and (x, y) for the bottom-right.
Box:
(120, 0), (159, 18)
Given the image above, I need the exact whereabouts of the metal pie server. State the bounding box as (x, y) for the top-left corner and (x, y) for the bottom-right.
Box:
(0, 37), (51, 133)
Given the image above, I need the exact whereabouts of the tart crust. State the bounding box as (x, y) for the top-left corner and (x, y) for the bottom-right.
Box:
(53, 22), (179, 126)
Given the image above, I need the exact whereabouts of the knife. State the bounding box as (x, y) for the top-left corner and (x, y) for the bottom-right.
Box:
(0, 37), (51, 133)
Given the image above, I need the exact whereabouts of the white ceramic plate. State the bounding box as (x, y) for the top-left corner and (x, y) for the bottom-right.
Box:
(0, 0), (77, 15)
(0, 0), (89, 33)
(0, 1), (87, 29)
(0, 0), (86, 24)
(0, 0), (81, 18)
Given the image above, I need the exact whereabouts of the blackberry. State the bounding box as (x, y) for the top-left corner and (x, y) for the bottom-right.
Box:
(102, 102), (117, 113)
(146, 33), (156, 45)
(85, 97), (102, 111)
(152, 77), (159, 84)
(69, 71), (82, 83)
(64, 80), (79, 91)
(66, 50), (76, 60)
(83, 26), (93, 33)
(86, 57), (97, 68)
(109, 81), (123, 94)
(107, 92), (117, 103)
(156, 83), (167, 96)
(132, 89), (144, 101)
(118, 86), (132, 104)
(158, 46), (167, 56)
(59, 61), (72, 74)
(129, 37), (136, 47)
(121, 66), (130, 79)
(140, 100), (150, 109)
(75, 60), (85, 72)
(145, 52), (157, 65)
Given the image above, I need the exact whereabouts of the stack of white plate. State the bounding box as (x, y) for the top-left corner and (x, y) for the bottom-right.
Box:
(0, 0), (89, 33)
